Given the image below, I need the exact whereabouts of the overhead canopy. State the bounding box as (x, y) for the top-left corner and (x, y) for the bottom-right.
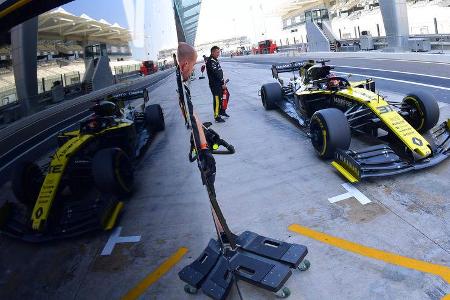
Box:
(278, 0), (335, 19)
(38, 7), (131, 45)
(0, 0), (74, 33)
(172, 0), (202, 45)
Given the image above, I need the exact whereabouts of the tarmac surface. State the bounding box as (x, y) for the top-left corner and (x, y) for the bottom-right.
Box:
(0, 56), (449, 300)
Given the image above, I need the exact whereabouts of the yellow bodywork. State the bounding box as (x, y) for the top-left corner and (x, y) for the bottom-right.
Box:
(297, 84), (433, 182)
(331, 161), (359, 183)
(298, 86), (431, 158)
(104, 201), (124, 230)
(335, 87), (431, 157)
(32, 134), (94, 230)
(31, 122), (132, 231)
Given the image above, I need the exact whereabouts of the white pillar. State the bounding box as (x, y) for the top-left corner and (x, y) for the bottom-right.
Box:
(11, 17), (38, 115)
(379, 0), (409, 51)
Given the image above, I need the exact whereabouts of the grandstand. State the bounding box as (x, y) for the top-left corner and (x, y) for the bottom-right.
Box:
(280, 0), (450, 47)
(0, 7), (141, 108)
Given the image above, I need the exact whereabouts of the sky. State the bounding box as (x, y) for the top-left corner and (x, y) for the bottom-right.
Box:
(61, 0), (287, 60)
(63, 0), (127, 28)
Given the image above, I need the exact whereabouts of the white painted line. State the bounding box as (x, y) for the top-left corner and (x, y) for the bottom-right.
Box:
(328, 183), (372, 205)
(101, 226), (141, 256)
(335, 56), (450, 66)
(338, 65), (450, 81)
(439, 102), (448, 109)
(335, 71), (450, 91)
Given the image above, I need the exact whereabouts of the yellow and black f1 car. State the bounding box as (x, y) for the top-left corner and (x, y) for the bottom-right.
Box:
(260, 60), (449, 182)
(0, 88), (165, 242)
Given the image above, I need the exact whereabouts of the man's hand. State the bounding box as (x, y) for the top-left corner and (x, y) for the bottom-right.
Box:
(199, 149), (216, 184)
(222, 78), (229, 90)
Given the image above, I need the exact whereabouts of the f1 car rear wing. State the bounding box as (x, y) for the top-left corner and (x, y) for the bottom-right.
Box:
(271, 59), (334, 80)
(271, 61), (311, 79)
(107, 89), (149, 103)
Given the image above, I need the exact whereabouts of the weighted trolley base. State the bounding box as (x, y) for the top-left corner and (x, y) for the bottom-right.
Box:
(179, 231), (309, 300)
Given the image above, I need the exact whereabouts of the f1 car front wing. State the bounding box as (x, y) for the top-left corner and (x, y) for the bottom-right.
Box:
(332, 120), (450, 182)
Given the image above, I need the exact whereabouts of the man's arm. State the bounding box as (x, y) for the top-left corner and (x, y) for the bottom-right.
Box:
(194, 113), (208, 150)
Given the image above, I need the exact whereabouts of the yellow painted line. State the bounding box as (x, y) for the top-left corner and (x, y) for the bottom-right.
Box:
(0, 0), (32, 18)
(289, 224), (450, 284)
(122, 247), (188, 300)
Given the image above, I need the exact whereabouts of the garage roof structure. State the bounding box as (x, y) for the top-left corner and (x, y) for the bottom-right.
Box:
(38, 7), (131, 45)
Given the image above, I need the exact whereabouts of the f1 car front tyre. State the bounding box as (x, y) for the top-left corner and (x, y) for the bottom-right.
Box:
(309, 108), (351, 159)
(145, 104), (165, 132)
(402, 91), (439, 133)
(92, 148), (134, 196)
(261, 83), (282, 110)
(11, 161), (44, 206)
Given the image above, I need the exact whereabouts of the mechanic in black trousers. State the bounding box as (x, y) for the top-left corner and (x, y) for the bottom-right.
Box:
(206, 46), (229, 123)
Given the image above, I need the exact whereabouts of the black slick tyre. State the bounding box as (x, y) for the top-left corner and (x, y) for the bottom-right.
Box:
(145, 104), (165, 132)
(11, 161), (44, 206)
(402, 91), (439, 133)
(261, 83), (282, 110)
(92, 148), (134, 196)
(309, 108), (351, 159)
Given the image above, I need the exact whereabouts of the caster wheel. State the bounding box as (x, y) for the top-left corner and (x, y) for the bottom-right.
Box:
(184, 284), (198, 294)
(298, 259), (311, 272)
(275, 287), (291, 298)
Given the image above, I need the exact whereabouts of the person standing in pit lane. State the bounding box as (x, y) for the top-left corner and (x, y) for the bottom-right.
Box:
(206, 46), (229, 123)
(177, 42), (216, 183)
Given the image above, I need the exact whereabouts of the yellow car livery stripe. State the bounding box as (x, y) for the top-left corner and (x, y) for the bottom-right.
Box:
(331, 161), (359, 183)
(31, 134), (94, 230)
(31, 122), (133, 231)
(336, 88), (431, 158)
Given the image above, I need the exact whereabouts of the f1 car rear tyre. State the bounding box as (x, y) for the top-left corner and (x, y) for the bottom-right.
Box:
(145, 104), (165, 132)
(92, 148), (134, 196)
(261, 83), (282, 110)
(402, 91), (439, 133)
(11, 161), (44, 206)
(310, 108), (351, 159)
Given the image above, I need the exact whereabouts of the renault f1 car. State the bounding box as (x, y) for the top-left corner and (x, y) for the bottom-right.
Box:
(0, 88), (165, 241)
(260, 60), (449, 182)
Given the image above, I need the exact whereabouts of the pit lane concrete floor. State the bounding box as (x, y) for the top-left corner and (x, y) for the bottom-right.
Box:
(0, 61), (449, 300)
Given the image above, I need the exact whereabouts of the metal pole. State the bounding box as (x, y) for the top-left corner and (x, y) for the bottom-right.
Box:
(434, 17), (438, 34)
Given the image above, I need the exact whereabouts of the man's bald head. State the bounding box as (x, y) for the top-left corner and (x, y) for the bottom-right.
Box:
(177, 42), (198, 81)
(177, 42), (197, 65)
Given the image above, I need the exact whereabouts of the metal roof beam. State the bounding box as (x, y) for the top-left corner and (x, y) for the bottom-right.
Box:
(62, 21), (91, 35)
(38, 15), (53, 26)
(90, 30), (120, 37)
(38, 21), (74, 32)
(64, 27), (101, 36)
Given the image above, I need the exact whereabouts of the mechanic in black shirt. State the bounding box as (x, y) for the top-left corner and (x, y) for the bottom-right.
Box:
(206, 46), (229, 123)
